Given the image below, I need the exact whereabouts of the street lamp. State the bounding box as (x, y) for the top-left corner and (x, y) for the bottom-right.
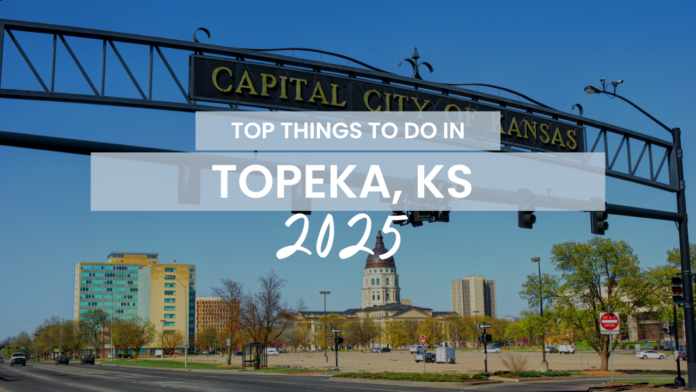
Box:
(584, 78), (692, 387)
(319, 291), (331, 362)
(173, 278), (189, 369)
(160, 320), (166, 358)
(531, 257), (548, 372)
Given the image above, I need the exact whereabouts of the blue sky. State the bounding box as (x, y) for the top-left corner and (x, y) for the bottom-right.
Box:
(1, 1), (695, 339)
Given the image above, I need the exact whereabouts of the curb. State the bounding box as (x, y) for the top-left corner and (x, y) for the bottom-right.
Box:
(330, 377), (503, 389)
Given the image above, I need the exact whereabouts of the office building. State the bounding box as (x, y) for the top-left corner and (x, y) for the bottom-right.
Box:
(450, 275), (496, 318)
(195, 296), (238, 333)
(74, 252), (196, 355)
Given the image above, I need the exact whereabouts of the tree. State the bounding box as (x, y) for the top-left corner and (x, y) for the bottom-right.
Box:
(343, 316), (378, 350)
(402, 320), (419, 344)
(416, 319), (443, 347)
(444, 315), (466, 348)
(313, 314), (346, 350)
(61, 320), (86, 357)
(490, 318), (510, 345)
(211, 278), (244, 366)
(384, 321), (409, 349)
(196, 326), (218, 352)
(160, 330), (184, 355)
(535, 237), (655, 371)
(80, 310), (110, 358)
(284, 323), (311, 359)
(505, 321), (524, 349)
(112, 319), (130, 356)
(239, 271), (305, 350)
(125, 318), (155, 359)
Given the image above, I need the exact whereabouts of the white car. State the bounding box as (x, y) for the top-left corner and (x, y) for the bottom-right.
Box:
(636, 350), (666, 359)
(409, 345), (425, 354)
(483, 347), (501, 354)
(266, 348), (279, 356)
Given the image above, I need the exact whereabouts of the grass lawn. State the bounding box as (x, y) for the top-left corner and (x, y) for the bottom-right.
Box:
(100, 359), (239, 370)
(334, 372), (486, 383)
(238, 368), (330, 374)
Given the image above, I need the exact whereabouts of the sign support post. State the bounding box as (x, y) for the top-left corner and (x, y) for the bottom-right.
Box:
(600, 312), (620, 386)
(420, 335), (426, 373)
(330, 328), (342, 372)
(673, 305), (685, 386)
(477, 323), (492, 378)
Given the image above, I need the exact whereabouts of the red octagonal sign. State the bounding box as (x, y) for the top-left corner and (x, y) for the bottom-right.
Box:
(600, 312), (619, 331)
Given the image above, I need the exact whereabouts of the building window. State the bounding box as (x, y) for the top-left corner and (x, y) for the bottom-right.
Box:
(377, 278), (380, 285)
(386, 293), (390, 300)
(372, 295), (375, 300)
(371, 278), (375, 285)
(165, 268), (176, 272)
(164, 275), (175, 280)
(164, 306), (175, 311)
(377, 295), (381, 300)
(165, 299), (175, 303)
(165, 283), (175, 288)
(164, 314), (175, 319)
(164, 291), (175, 295)
(386, 278), (389, 285)
(380, 269), (383, 272)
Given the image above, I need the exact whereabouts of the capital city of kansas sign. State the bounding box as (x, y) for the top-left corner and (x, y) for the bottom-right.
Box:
(190, 55), (585, 153)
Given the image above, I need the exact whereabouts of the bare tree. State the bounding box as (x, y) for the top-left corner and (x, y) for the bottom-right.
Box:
(240, 270), (305, 350)
(159, 330), (184, 356)
(212, 278), (244, 366)
(80, 311), (109, 358)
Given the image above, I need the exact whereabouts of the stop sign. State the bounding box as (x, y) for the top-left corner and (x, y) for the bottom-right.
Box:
(420, 335), (426, 345)
(600, 312), (619, 331)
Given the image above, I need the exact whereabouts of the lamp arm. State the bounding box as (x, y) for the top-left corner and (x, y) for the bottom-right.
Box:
(598, 90), (672, 133)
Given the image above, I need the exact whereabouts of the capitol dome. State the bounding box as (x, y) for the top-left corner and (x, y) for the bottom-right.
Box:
(365, 231), (395, 269)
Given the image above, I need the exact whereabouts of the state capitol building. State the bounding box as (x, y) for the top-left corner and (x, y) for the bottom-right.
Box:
(297, 231), (451, 348)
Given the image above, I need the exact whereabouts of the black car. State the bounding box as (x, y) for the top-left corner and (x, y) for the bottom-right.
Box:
(55, 355), (70, 365)
(234, 351), (243, 356)
(81, 355), (95, 365)
(380, 348), (391, 353)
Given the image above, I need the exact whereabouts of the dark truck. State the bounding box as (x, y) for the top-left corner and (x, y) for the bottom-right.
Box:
(9, 353), (26, 366)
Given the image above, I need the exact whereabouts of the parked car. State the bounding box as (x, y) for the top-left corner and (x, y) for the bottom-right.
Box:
(483, 347), (501, 354)
(370, 348), (381, 353)
(678, 350), (687, 361)
(266, 348), (279, 356)
(490, 343), (504, 349)
(558, 344), (575, 354)
(55, 355), (70, 365)
(380, 347), (391, 353)
(9, 353), (26, 367)
(80, 355), (95, 365)
(0, 357), (4, 363)
(636, 350), (666, 359)
(279, 349), (287, 354)
(545, 346), (559, 353)
(234, 351), (243, 356)
(415, 352), (436, 363)
(409, 345), (425, 354)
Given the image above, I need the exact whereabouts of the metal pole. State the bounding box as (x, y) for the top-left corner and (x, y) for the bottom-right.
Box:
(534, 257), (548, 372)
(673, 128), (696, 389)
(483, 331), (489, 377)
(110, 315), (113, 362)
(324, 294), (327, 361)
(59, 320), (62, 356)
(674, 304), (685, 385)
(334, 332), (339, 370)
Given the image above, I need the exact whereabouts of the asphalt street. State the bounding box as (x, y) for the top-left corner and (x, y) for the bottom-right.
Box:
(0, 362), (668, 392)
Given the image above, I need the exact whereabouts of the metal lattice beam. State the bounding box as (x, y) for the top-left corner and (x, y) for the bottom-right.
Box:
(0, 19), (678, 192)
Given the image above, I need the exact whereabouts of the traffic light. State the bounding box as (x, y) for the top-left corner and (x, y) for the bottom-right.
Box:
(334, 337), (344, 345)
(672, 276), (684, 305)
(590, 211), (608, 235)
(478, 333), (492, 343)
(518, 211), (536, 229)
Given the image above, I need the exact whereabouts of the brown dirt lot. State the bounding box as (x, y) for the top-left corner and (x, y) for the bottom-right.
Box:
(164, 350), (683, 373)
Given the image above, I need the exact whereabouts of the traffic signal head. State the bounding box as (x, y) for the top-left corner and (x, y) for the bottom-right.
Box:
(518, 211), (536, 229)
(672, 276), (684, 305)
(590, 210), (608, 235)
(334, 337), (345, 345)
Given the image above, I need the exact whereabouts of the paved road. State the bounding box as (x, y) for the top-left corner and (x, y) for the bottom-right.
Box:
(0, 362), (670, 392)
